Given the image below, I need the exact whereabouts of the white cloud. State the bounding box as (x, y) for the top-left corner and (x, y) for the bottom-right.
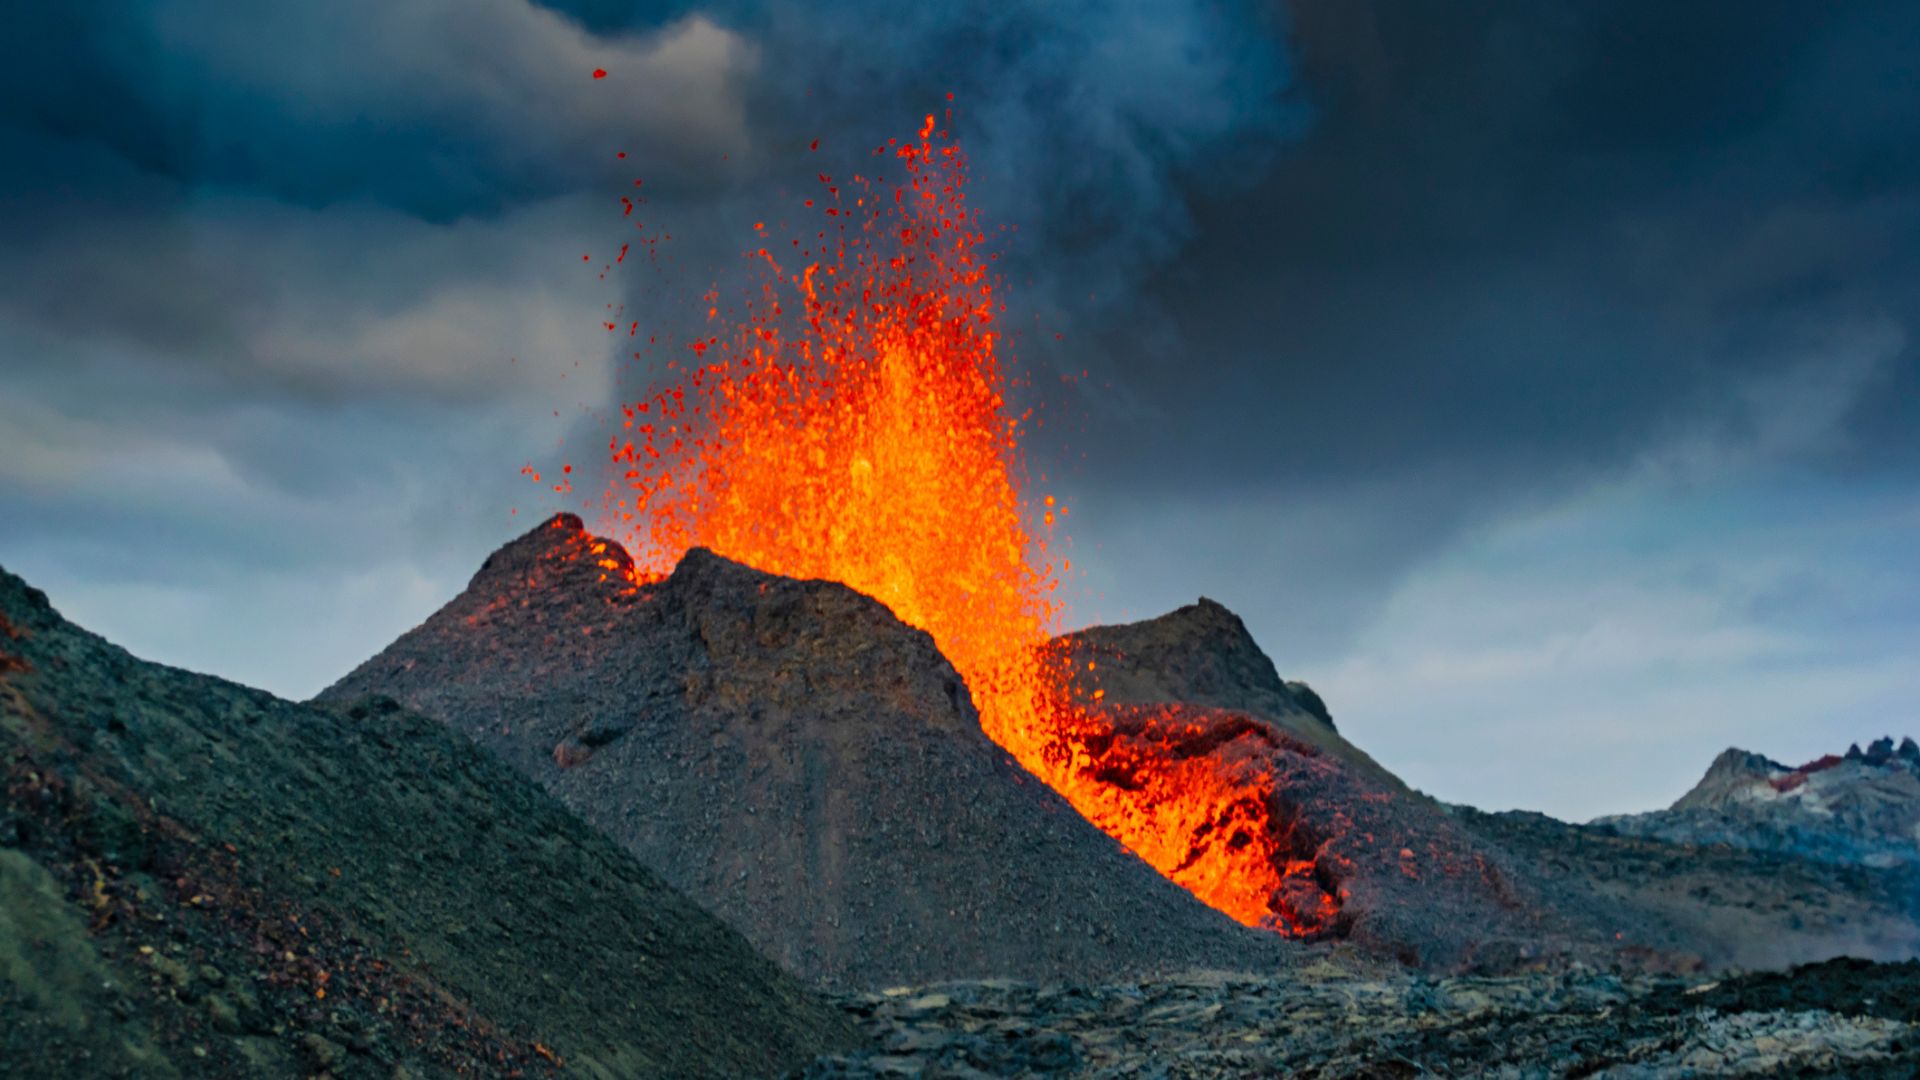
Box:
(1315, 336), (1920, 820)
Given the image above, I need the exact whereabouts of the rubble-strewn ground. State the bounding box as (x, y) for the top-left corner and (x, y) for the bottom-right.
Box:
(801, 958), (1920, 1078)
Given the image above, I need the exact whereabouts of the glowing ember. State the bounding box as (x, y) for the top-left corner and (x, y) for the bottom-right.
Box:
(581, 112), (1331, 936)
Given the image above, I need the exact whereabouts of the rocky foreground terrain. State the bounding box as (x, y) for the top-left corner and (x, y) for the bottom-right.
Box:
(800, 958), (1920, 1077)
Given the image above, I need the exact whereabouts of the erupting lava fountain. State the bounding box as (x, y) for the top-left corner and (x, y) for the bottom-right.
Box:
(558, 110), (1329, 936)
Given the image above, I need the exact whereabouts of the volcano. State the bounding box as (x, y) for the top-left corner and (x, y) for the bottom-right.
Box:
(326, 515), (1920, 983)
(565, 113), (1488, 939)
(321, 515), (1296, 989)
(315, 114), (1920, 992)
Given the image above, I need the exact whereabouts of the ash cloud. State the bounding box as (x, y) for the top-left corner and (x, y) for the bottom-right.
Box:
(0, 0), (1300, 696)
(1054, 2), (1920, 813)
(717, 0), (1302, 310)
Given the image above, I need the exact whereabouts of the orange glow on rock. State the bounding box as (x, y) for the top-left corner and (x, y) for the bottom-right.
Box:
(588, 115), (1329, 936)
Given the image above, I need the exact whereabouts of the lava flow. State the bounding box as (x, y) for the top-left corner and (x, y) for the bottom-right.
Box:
(583, 113), (1334, 936)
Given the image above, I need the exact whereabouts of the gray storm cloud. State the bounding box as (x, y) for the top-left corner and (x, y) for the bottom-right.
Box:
(2, 2), (1917, 818)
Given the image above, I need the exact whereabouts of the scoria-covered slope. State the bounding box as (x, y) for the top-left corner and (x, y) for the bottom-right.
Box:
(0, 563), (855, 1079)
(321, 515), (1293, 990)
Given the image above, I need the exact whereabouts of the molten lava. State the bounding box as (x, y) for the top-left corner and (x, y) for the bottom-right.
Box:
(604, 112), (1059, 769)
(585, 113), (1334, 936)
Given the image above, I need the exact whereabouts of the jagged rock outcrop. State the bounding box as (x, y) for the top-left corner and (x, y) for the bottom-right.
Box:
(0, 563), (855, 1079)
(322, 515), (1294, 990)
(1671, 748), (1794, 811)
(1598, 738), (1920, 868)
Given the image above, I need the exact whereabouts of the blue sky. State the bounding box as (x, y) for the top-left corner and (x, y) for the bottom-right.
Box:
(2, 1), (1916, 819)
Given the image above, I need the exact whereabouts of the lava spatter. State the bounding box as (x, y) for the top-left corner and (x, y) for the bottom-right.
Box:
(584, 113), (1327, 935)
(602, 113), (1062, 771)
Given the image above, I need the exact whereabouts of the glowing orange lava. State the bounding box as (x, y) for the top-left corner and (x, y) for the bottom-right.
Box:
(605, 112), (1060, 769)
(589, 113), (1327, 936)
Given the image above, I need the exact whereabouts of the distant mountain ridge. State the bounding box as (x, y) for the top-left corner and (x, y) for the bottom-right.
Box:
(1597, 737), (1920, 868)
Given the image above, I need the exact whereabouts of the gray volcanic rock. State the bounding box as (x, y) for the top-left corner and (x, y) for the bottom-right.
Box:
(322, 515), (1293, 990)
(1060, 599), (1920, 973)
(1597, 739), (1920, 868)
(1061, 599), (1328, 725)
(1671, 748), (1795, 811)
(803, 959), (1920, 1078)
(1057, 599), (1401, 786)
(0, 563), (854, 1079)
(1461, 806), (1920, 971)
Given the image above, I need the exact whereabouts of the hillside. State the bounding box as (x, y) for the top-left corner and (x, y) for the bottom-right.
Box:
(0, 563), (855, 1078)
